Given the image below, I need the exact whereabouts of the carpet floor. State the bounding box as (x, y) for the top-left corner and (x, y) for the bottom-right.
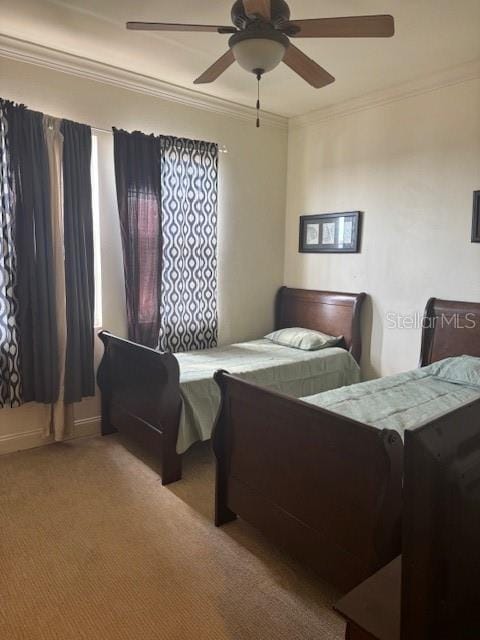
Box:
(0, 435), (345, 640)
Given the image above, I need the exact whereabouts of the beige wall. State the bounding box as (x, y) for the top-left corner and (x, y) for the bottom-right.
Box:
(285, 78), (480, 379)
(2, 56), (479, 454)
(0, 58), (287, 453)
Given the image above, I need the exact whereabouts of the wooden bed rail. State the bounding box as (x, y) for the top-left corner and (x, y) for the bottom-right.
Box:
(212, 370), (403, 591)
(97, 331), (183, 485)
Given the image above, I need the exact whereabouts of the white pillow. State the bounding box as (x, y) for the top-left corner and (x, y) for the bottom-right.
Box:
(265, 327), (342, 351)
(426, 355), (480, 388)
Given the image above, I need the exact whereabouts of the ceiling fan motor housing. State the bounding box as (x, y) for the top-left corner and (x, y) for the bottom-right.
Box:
(229, 28), (289, 74)
(231, 0), (290, 28)
(230, 0), (291, 75)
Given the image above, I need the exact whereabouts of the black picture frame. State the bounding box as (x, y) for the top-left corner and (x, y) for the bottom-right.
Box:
(472, 191), (480, 243)
(299, 212), (362, 254)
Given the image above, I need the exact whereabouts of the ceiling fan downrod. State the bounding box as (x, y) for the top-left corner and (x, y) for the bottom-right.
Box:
(255, 70), (262, 128)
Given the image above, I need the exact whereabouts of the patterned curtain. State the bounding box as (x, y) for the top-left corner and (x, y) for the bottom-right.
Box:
(0, 101), (22, 407)
(159, 137), (218, 352)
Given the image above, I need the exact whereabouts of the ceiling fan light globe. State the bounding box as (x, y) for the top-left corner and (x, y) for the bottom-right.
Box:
(231, 38), (286, 74)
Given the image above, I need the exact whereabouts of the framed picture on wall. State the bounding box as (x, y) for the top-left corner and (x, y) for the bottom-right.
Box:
(299, 212), (362, 253)
(472, 191), (480, 243)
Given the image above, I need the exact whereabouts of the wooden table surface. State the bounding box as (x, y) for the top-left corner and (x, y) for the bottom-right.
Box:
(335, 557), (402, 640)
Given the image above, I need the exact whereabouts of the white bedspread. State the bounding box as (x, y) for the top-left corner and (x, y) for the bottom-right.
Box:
(175, 339), (360, 453)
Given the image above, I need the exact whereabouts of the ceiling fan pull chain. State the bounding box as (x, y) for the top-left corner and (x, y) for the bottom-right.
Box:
(256, 71), (262, 128)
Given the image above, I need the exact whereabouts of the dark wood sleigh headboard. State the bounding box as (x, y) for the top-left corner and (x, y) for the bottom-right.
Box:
(276, 287), (367, 363)
(420, 298), (480, 366)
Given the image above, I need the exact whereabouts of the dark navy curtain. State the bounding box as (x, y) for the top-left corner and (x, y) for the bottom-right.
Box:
(61, 120), (95, 403)
(7, 103), (59, 404)
(113, 128), (163, 348)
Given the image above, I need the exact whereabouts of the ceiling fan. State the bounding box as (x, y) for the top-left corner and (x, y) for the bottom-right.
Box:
(127, 0), (395, 125)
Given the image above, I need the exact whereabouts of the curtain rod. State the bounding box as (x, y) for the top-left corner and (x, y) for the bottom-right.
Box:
(91, 126), (228, 153)
(7, 100), (229, 153)
(92, 126), (112, 135)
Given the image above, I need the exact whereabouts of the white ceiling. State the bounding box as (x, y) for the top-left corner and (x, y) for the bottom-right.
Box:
(1, 0), (480, 117)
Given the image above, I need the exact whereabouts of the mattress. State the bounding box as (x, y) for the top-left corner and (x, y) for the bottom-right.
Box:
(175, 339), (360, 453)
(302, 362), (480, 440)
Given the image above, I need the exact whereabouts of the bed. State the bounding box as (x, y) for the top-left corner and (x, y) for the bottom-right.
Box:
(97, 287), (366, 485)
(212, 298), (480, 591)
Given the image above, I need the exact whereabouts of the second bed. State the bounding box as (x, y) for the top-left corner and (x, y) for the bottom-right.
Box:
(213, 297), (480, 591)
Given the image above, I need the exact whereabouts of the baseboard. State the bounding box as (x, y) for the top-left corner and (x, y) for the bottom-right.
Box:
(70, 416), (101, 440)
(0, 427), (49, 456)
(0, 416), (101, 456)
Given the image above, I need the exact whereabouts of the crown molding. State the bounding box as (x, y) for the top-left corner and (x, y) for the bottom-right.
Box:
(2, 33), (478, 134)
(0, 33), (288, 131)
(290, 58), (480, 130)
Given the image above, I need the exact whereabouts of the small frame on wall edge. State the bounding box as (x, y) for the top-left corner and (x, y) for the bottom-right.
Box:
(299, 211), (362, 254)
(471, 191), (480, 243)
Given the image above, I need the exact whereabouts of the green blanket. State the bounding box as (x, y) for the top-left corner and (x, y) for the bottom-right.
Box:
(302, 365), (480, 439)
(175, 339), (360, 453)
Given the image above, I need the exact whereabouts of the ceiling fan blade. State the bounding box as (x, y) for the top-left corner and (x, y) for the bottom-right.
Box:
(194, 50), (235, 84)
(283, 45), (335, 89)
(242, 0), (271, 20)
(288, 15), (395, 38)
(127, 22), (236, 34)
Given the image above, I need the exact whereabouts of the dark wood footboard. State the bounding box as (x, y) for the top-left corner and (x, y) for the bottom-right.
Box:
(212, 371), (403, 592)
(97, 331), (183, 485)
